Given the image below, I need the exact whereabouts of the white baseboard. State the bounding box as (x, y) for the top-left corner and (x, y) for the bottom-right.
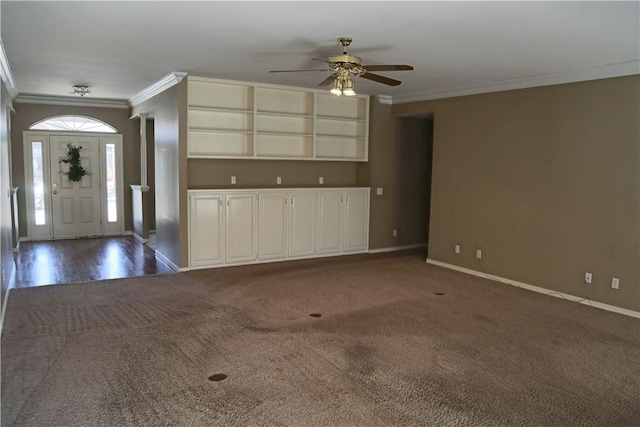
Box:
(426, 259), (640, 319)
(132, 233), (149, 244)
(0, 288), (9, 336)
(155, 250), (188, 272)
(369, 244), (427, 254)
(1, 263), (16, 335)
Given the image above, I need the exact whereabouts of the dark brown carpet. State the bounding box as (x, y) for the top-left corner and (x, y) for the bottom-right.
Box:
(2, 250), (639, 426)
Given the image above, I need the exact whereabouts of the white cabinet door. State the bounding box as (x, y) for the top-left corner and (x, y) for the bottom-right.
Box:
(189, 193), (224, 266)
(289, 191), (317, 257)
(225, 192), (257, 263)
(317, 190), (343, 254)
(344, 189), (370, 253)
(258, 192), (288, 260)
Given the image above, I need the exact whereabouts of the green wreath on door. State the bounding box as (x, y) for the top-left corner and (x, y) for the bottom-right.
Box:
(61, 143), (92, 182)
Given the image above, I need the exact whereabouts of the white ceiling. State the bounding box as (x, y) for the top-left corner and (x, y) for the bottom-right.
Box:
(2, 1), (639, 105)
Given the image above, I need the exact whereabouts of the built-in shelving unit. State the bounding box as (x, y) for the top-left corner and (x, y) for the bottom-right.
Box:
(187, 76), (369, 161)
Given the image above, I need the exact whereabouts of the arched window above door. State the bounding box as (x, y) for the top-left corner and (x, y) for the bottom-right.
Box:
(29, 115), (117, 133)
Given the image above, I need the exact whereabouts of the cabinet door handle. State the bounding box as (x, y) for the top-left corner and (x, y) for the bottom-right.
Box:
(284, 198), (287, 204)
(219, 200), (222, 206)
(227, 200), (230, 206)
(291, 197), (294, 205)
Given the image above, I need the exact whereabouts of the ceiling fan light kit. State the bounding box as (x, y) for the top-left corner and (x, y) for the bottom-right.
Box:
(270, 37), (413, 96)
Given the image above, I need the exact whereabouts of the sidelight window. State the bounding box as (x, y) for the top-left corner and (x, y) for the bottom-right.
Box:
(105, 143), (117, 222)
(31, 141), (46, 225)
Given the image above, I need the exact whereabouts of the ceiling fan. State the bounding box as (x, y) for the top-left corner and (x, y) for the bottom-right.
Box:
(270, 37), (413, 96)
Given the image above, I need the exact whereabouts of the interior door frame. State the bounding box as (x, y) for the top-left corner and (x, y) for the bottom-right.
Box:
(23, 130), (125, 240)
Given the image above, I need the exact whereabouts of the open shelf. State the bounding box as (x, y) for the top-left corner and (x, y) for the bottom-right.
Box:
(186, 77), (368, 161)
(189, 109), (253, 132)
(188, 131), (254, 158)
(255, 134), (313, 158)
(256, 87), (314, 116)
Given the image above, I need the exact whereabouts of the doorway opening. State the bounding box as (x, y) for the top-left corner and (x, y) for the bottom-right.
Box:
(396, 114), (434, 249)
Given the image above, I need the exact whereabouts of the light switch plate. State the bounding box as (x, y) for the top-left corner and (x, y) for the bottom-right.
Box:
(319, 177), (324, 184)
(376, 187), (383, 195)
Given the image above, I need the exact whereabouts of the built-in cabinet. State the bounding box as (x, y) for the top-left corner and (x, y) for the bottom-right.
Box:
(187, 77), (369, 161)
(189, 188), (370, 269)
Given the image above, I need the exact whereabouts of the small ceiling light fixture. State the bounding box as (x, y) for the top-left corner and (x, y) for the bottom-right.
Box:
(70, 85), (91, 97)
(341, 77), (356, 96)
(331, 70), (356, 97)
(330, 78), (343, 96)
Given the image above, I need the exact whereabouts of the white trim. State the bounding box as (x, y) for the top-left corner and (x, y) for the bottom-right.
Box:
(369, 243), (426, 254)
(1, 287), (10, 335)
(188, 75), (372, 98)
(377, 95), (393, 105)
(15, 94), (128, 109)
(132, 233), (149, 244)
(130, 185), (150, 192)
(1, 263), (16, 335)
(393, 60), (640, 104)
(0, 40), (18, 99)
(426, 259), (640, 319)
(129, 72), (187, 107)
(155, 249), (185, 272)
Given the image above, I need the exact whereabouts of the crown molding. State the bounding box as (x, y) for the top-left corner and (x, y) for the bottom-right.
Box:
(129, 71), (187, 108)
(0, 40), (18, 99)
(14, 94), (129, 109)
(376, 95), (393, 105)
(392, 60), (640, 105)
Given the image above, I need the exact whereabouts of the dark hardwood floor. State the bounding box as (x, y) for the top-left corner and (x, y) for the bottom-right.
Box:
(13, 236), (174, 288)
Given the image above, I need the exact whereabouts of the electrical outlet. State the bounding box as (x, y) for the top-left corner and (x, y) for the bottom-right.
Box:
(584, 272), (592, 284)
(611, 278), (620, 289)
(455, 245), (460, 254)
(231, 176), (237, 185)
(276, 176), (282, 185)
(376, 187), (383, 196)
(319, 177), (324, 185)
(476, 250), (482, 259)
(393, 229), (398, 237)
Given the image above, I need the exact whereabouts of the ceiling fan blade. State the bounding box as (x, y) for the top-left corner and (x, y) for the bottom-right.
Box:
(362, 65), (414, 72)
(318, 74), (336, 87)
(269, 69), (329, 73)
(360, 72), (402, 86)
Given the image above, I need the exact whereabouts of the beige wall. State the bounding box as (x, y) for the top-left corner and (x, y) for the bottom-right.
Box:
(1, 80), (13, 321)
(394, 75), (640, 311)
(10, 103), (138, 235)
(133, 80), (188, 268)
(358, 98), (432, 249)
(188, 159), (357, 188)
(146, 119), (156, 230)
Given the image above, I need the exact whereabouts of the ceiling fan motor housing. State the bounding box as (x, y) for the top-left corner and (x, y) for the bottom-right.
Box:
(328, 54), (365, 75)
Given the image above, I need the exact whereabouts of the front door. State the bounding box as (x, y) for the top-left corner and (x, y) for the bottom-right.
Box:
(49, 135), (102, 238)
